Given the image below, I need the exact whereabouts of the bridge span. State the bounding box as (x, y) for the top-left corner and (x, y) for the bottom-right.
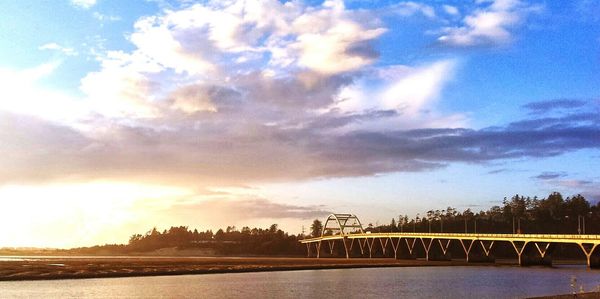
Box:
(300, 214), (600, 268)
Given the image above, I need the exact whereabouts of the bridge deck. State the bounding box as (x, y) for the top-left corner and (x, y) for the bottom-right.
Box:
(300, 233), (600, 244)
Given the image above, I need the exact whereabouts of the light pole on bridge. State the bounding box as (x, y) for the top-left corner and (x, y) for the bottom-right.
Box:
(512, 216), (515, 234)
(428, 217), (431, 233)
(578, 213), (592, 234)
(414, 213), (419, 232)
(398, 215), (403, 233)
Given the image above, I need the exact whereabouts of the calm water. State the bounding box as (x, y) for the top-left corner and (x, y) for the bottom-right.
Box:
(1, 266), (600, 298)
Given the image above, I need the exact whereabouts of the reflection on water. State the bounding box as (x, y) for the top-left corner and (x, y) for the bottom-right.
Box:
(1, 266), (600, 298)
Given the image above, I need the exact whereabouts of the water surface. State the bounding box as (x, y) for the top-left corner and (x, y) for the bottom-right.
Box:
(1, 266), (600, 298)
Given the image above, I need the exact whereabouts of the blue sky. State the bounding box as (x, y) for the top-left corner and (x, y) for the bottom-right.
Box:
(0, 0), (598, 247)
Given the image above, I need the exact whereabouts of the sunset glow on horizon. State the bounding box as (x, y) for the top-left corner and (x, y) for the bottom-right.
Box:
(0, 0), (599, 248)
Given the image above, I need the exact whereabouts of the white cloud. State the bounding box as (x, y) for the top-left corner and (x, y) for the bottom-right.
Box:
(70, 0), (97, 9)
(381, 60), (455, 113)
(77, 0), (387, 118)
(39, 43), (78, 56)
(391, 2), (436, 18)
(0, 1), (470, 188)
(0, 63), (88, 123)
(437, 0), (541, 47)
(92, 12), (121, 22)
(330, 59), (465, 130)
(442, 5), (459, 16)
(334, 59), (456, 114)
(79, 50), (165, 118)
(168, 84), (218, 113)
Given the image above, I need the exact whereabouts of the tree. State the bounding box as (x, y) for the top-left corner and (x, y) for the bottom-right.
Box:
(564, 194), (590, 218)
(269, 224), (278, 234)
(215, 229), (225, 240)
(310, 219), (323, 237)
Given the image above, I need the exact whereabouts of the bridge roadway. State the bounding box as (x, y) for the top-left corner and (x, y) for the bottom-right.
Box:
(300, 214), (600, 268)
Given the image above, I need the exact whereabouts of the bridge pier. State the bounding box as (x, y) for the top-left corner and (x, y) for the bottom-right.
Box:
(460, 239), (495, 263)
(342, 237), (350, 258)
(358, 238), (368, 257)
(316, 240), (321, 258)
(347, 238), (364, 258)
(395, 238), (418, 259)
(429, 239), (452, 261)
(512, 241), (554, 267)
(390, 238), (403, 259)
(418, 238), (451, 261)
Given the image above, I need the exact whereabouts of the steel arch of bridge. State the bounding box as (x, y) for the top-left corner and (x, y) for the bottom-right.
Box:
(312, 214), (365, 259)
(302, 213), (600, 268)
(321, 213), (365, 237)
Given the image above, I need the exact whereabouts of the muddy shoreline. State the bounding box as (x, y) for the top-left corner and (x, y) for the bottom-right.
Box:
(0, 257), (486, 281)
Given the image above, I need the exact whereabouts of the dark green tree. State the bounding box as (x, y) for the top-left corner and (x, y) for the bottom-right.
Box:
(310, 219), (323, 237)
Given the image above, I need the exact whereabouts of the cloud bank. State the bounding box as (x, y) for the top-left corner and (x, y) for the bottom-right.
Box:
(2, 1), (595, 189)
(2, 98), (598, 186)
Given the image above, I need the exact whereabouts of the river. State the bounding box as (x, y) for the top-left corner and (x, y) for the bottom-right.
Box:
(1, 265), (599, 298)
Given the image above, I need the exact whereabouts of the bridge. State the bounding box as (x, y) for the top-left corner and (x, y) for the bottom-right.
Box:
(300, 213), (600, 268)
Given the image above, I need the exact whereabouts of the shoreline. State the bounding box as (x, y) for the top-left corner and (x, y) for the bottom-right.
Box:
(0, 256), (590, 282)
(0, 256), (492, 281)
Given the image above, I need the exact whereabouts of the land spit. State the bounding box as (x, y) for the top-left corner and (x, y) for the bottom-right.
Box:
(0, 256), (486, 281)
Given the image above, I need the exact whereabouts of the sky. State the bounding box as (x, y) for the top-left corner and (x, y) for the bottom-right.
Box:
(0, 0), (599, 248)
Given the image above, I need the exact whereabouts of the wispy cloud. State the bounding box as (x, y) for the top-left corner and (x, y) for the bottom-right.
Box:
(71, 0), (97, 9)
(442, 5), (460, 16)
(522, 99), (589, 114)
(487, 168), (510, 174)
(437, 0), (542, 47)
(389, 2), (436, 18)
(92, 12), (121, 22)
(39, 43), (78, 56)
(533, 173), (599, 202)
(533, 171), (567, 180)
(175, 198), (331, 221)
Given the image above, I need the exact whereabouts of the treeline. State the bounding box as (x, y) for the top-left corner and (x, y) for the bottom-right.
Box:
(367, 192), (600, 235)
(126, 224), (304, 256)
(66, 191), (598, 257)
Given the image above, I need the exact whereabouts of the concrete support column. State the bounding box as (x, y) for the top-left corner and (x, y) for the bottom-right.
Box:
(420, 238), (434, 261)
(316, 241), (322, 258)
(395, 238), (417, 259)
(342, 237), (350, 259)
(379, 238), (390, 257)
(460, 239), (495, 263)
(390, 238), (402, 259)
(428, 239), (452, 261)
(366, 238), (376, 258)
(327, 240), (335, 256)
(516, 242), (554, 267)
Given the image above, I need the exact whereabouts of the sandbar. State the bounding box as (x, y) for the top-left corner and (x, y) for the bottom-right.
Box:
(0, 256), (479, 281)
